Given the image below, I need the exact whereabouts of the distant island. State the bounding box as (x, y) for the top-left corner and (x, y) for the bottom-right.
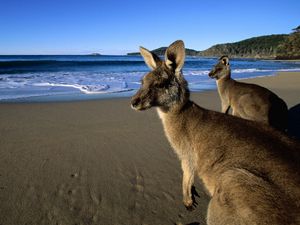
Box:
(88, 53), (101, 56)
(127, 25), (300, 60)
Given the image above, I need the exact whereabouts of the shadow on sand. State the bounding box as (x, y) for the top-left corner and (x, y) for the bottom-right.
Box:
(288, 103), (300, 140)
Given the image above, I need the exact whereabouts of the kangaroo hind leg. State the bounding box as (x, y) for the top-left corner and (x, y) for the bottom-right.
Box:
(207, 187), (240, 225)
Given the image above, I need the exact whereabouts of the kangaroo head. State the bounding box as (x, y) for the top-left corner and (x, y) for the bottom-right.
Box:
(209, 56), (231, 80)
(131, 40), (189, 111)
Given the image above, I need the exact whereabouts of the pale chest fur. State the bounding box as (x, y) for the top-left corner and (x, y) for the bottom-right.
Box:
(157, 109), (217, 195)
(157, 109), (194, 160)
(216, 80), (230, 104)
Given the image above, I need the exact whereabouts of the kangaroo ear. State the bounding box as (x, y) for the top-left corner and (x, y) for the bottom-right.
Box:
(165, 40), (185, 73)
(140, 46), (162, 70)
(220, 55), (229, 66)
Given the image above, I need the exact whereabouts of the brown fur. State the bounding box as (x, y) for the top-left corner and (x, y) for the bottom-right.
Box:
(131, 40), (300, 225)
(209, 56), (288, 131)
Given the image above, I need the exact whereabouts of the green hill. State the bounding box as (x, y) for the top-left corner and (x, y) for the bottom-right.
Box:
(127, 26), (300, 59)
(198, 34), (288, 59)
(276, 27), (300, 59)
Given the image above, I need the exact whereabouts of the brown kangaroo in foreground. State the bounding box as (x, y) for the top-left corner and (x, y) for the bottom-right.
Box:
(131, 40), (300, 225)
(209, 56), (288, 131)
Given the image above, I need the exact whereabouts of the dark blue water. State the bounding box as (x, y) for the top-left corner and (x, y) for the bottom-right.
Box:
(0, 55), (299, 102)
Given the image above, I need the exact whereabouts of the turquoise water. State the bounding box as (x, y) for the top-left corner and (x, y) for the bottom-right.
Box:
(0, 55), (299, 102)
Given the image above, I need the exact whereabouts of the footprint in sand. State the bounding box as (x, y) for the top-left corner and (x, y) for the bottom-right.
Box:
(70, 172), (79, 178)
(135, 175), (144, 192)
(129, 171), (146, 212)
(162, 191), (175, 201)
(55, 170), (103, 223)
(67, 189), (77, 195)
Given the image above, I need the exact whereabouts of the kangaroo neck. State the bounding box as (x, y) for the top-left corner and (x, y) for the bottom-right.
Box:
(156, 100), (193, 120)
(216, 76), (235, 93)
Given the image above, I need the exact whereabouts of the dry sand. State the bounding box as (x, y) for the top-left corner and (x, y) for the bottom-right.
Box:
(0, 72), (299, 225)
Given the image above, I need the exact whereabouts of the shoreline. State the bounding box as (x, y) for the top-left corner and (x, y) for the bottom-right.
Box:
(0, 72), (299, 225)
(1, 71), (299, 104)
(1, 54), (300, 103)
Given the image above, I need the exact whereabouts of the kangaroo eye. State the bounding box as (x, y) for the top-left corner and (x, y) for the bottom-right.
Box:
(159, 83), (166, 88)
(153, 82), (165, 88)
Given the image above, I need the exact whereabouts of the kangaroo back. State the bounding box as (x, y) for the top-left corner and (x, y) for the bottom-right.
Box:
(268, 93), (289, 130)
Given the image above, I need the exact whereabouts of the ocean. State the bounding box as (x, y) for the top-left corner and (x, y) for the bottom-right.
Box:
(0, 55), (300, 102)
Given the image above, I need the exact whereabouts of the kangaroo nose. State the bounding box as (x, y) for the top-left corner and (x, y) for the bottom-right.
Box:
(208, 71), (214, 78)
(131, 97), (140, 108)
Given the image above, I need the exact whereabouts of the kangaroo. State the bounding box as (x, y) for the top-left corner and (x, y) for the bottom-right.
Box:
(131, 40), (300, 225)
(209, 56), (288, 131)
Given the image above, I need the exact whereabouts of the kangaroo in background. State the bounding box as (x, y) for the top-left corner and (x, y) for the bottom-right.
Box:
(131, 40), (300, 225)
(209, 56), (288, 131)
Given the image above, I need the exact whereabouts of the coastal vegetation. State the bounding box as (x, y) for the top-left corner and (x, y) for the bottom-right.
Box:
(197, 34), (288, 58)
(276, 26), (300, 59)
(128, 26), (300, 59)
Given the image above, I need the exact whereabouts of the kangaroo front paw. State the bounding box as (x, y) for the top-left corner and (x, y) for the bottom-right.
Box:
(184, 198), (197, 211)
(185, 204), (194, 211)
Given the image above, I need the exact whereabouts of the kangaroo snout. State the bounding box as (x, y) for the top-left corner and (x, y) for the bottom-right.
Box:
(208, 71), (216, 79)
(131, 93), (151, 111)
(131, 97), (141, 109)
(208, 71), (213, 77)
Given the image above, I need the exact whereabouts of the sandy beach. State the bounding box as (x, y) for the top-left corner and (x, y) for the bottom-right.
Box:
(0, 72), (299, 225)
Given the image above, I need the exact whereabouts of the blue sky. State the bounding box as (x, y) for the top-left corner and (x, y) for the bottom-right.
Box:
(1, 0), (300, 55)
